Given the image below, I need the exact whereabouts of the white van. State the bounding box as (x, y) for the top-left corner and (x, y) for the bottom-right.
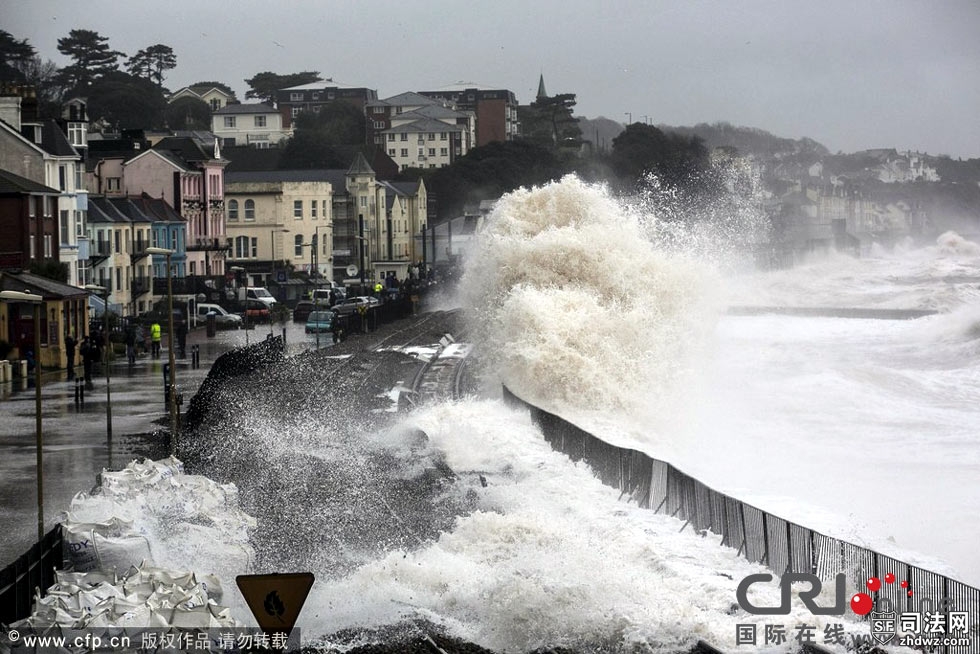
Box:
(238, 286), (277, 308)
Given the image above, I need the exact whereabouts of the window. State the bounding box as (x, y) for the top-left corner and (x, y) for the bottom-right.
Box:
(210, 98), (221, 111)
(293, 200), (303, 218)
(400, 133), (408, 141)
(75, 210), (85, 237)
(107, 177), (121, 192)
(254, 115), (267, 127)
(44, 234), (52, 257)
(29, 234), (35, 258)
(428, 148), (436, 157)
(28, 196), (36, 217)
(228, 199), (239, 220)
(400, 148), (408, 157)
(311, 200), (317, 218)
(428, 133), (435, 140)
(224, 116), (236, 128)
(440, 147), (448, 156)
(68, 122), (86, 146)
(327, 92), (335, 99)
(59, 165), (67, 191)
(440, 132), (447, 140)
(360, 196), (367, 207)
(387, 134), (395, 141)
(418, 148), (424, 158)
(43, 195), (52, 216)
(115, 230), (121, 253)
(389, 149), (396, 156)
(291, 107), (301, 117)
(75, 167), (83, 190)
(244, 199), (255, 221)
(290, 92), (303, 101)
(373, 121), (385, 129)
(60, 210), (69, 245)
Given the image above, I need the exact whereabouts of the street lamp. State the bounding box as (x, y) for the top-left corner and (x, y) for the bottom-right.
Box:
(146, 247), (178, 454)
(1, 289), (44, 541)
(270, 228), (289, 337)
(229, 265), (248, 346)
(625, 112), (632, 125)
(84, 284), (112, 467)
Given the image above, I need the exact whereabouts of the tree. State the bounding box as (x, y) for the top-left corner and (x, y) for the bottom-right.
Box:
(521, 93), (582, 146)
(165, 96), (211, 130)
(293, 100), (365, 144)
(18, 56), (65, 116)
(245, 71), (322, 105)
(278, 131), (347, 169)
(420, 140), (568, 221)
(127, 44), (176, 87)
(56, 29), (124, 91)
(188, 80), (236, 99)
(0, 29), (36, 82)
(86, 71), (166, 130)
(610, 123), (711, 192)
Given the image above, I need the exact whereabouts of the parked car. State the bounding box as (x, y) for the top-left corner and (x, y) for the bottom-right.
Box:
(305, 310), (335, 334)
(332, 296), (380, 316)
(197, 303), (243, 329)
(293, 300), (316, 323)
(239, 298), (270, 324)
(238, 286), (277, 308)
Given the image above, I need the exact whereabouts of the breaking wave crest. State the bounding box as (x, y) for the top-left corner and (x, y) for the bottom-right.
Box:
(460, 175), (718, 421)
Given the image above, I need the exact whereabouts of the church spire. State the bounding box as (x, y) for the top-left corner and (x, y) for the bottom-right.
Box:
(536, 73), (548, 101)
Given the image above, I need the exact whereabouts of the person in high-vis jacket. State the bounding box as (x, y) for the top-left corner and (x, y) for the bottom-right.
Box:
(150, 322), (162, 358)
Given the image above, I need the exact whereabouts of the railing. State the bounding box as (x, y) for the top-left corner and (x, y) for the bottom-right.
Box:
(502, 386), (980, 653)
(0, 525), (63, 625)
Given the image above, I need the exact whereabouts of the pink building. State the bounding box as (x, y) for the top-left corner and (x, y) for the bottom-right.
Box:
(122, 136), (228, 276)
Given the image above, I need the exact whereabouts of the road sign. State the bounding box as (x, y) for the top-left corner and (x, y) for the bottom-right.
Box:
(346, 264), (358, 277)
(236, 572), (315, 636)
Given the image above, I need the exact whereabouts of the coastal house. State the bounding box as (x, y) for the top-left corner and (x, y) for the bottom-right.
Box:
(211, 103), (291, 148)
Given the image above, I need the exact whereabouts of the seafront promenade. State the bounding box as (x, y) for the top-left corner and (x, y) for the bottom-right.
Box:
(0, 321), (326, 565)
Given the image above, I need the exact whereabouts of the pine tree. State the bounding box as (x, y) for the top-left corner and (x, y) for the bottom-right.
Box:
(56, 29), (124, 91)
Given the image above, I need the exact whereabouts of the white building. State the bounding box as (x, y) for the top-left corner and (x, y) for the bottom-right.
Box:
(212, 104), (291, 148)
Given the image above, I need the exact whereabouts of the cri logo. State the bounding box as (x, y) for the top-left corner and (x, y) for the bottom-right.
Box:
(850, 573), (912, 616)
(737, 572), (912, 616)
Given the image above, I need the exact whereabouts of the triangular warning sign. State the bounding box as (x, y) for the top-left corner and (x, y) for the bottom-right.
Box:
(237, 572), (315, 636)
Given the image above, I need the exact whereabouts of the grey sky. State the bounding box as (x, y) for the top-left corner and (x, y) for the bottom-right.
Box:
(5, 0), (979, 158)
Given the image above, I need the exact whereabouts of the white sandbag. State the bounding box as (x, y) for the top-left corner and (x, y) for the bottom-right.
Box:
(92, 532), (152, 576)
(63, 519), (131, 572)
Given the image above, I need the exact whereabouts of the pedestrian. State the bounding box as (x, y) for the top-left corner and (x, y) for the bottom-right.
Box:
(150, 322), (161, 358)
(65, 331), (77, 380)
(176, 319), (187, 358)
(124, 326), (137, 366)
(80, 336), (96, 386)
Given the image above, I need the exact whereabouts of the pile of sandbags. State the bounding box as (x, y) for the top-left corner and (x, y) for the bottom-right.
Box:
(62, 457), (256, 582)
(10, 457), (257, 633)
(11, 563), (239, 632)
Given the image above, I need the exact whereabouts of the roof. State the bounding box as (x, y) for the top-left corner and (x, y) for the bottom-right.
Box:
(213, 103), (275, 115)
(384, 117), (464, 134)
(347, 152), (374, 175)
(130, 193), (184, 223)
(226, 169), (349, 191)
(109, 197), (153, 224)
(412, 104), (468, 119)
(381, 91), (439, 107)
(87, 196), (123, 224)
(39, 120), (78, 157)
(0, 168), (59, 195)
(154, 136), (212, 163)
(0, 271), (88, 300)
(281, 79), (367, 91)
(424, 82), (505, 93)
(387, 180), (421, 195)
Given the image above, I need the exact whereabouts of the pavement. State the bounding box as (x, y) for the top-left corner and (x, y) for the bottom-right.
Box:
(0, 319), (341, 565)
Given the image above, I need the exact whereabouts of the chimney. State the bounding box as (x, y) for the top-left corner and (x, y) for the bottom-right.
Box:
(0, 95), (22, 131)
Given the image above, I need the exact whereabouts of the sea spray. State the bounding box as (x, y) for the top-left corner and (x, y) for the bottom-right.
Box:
(460, 175), (719, 424)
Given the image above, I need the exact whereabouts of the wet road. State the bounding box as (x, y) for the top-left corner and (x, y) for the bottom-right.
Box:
(0, 320), (338, 565)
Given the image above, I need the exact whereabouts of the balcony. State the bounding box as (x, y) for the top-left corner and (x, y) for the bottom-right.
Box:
(130, 241), (150, 262)
(132, 276), (150, 296)
(186, 238), (232, 252)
